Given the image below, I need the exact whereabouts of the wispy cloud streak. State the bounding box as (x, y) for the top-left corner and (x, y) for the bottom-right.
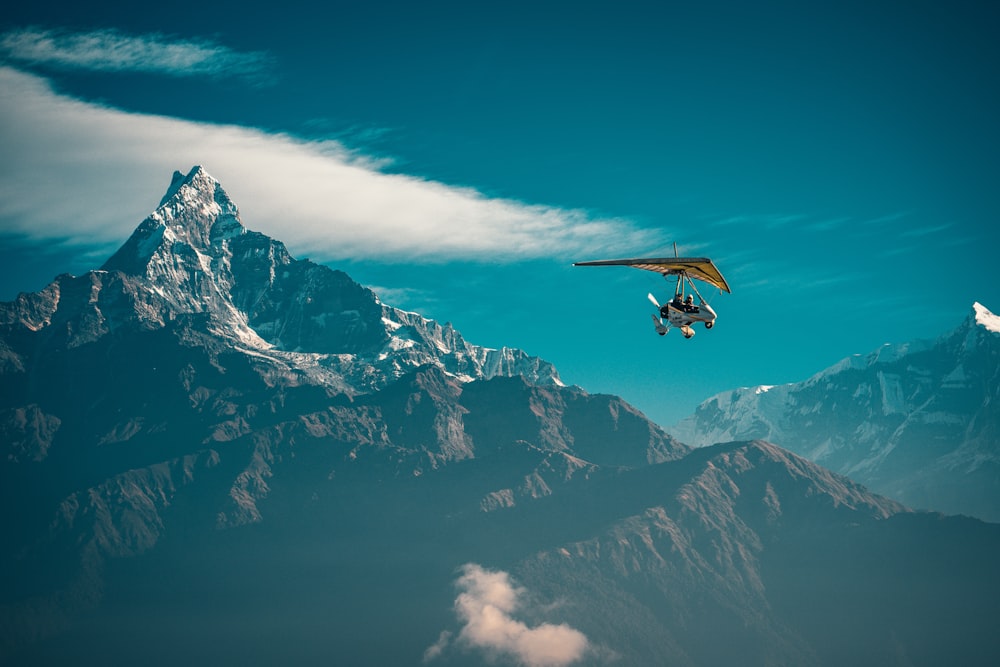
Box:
(899, 222), (953, 238)
(0, 27), (273, 82)
(0, 67), (660, 263)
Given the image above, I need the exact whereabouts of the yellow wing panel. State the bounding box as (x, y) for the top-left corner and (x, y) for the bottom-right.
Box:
(574, 257), (731, 293)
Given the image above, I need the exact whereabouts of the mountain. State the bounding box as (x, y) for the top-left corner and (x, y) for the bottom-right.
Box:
(1, 166), (560, 400)
(2, 167), (998, 665)
(669, 303), (1000, 522)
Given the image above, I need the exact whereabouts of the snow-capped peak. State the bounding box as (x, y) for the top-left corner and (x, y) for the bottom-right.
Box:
(973, 302), (1000, 333)
(154, 166), (243, 243)
(100, 166), (248, 276)
(84, 167), (565, 391)
(158, 168), (189, 207)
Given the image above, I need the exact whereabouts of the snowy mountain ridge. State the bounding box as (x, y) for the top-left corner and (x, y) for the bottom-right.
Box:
(669, 302), (1000, 521)
(7, 166), (561, 395)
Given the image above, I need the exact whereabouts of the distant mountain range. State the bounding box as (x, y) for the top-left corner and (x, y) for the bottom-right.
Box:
(669, 303), (1000, 522)
(2, 167), (998, 666)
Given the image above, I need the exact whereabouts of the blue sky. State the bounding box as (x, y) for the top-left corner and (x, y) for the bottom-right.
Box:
(2, 1), (998, 426)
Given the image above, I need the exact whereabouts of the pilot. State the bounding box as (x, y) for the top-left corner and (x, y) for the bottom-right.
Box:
(684, 294), (695, 312)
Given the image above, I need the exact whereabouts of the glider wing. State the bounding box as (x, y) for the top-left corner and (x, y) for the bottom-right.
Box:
(574, 257), (732, 293)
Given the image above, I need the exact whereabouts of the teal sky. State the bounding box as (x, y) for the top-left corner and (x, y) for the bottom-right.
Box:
(2, 1), (998, 426)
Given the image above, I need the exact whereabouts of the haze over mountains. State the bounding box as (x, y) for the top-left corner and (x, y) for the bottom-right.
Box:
(1, 167), (997, 666)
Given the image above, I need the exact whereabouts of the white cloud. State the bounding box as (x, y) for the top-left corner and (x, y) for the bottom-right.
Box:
(422, 631), (452, 663)
(0, 66), (660, 264)
(426, 563), (589, 667)
(0, 27), (273, 82)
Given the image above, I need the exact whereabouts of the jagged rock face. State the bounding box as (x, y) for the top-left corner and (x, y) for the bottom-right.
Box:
(670, 303), (1000, 522)
(100, 166), (413, 356)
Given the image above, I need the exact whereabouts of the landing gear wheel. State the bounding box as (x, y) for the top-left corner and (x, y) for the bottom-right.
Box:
(705, 321), (714, 329)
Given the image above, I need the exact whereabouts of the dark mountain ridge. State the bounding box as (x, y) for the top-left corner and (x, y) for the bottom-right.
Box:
(2, 167), (997, 665)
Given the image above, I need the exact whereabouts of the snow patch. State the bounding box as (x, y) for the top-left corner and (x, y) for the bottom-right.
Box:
(877, 372), (906, 416)
(974, 302), (1000, 333)
(137, 222), (168, 259)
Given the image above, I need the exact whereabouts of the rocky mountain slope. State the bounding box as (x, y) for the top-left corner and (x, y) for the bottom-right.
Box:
(669, 303), (1000, 522)
(2, 167), (998, 666)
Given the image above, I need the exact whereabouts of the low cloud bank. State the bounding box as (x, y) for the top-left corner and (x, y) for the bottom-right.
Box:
(425, 563), (589, 667)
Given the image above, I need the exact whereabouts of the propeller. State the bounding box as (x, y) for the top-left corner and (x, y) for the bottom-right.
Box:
(648, 292), (669, 335)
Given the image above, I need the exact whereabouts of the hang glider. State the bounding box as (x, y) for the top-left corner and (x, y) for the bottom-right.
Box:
(574, 250), (731, 339)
